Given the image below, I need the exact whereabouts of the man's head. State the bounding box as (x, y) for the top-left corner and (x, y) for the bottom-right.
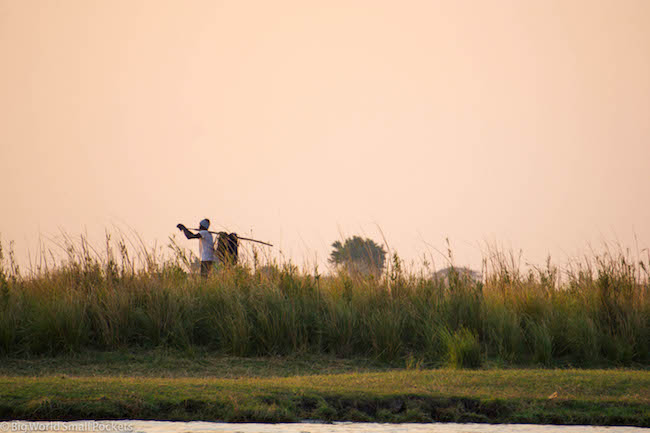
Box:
(199, 219), (210, 230)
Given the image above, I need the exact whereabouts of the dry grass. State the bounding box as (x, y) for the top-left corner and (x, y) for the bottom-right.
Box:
(0, 232), (648, 367)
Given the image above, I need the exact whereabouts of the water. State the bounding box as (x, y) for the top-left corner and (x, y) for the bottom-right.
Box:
(1, 421), (648, 433)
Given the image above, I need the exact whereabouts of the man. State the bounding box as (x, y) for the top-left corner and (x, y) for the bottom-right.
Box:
(177, 218), (215, 278)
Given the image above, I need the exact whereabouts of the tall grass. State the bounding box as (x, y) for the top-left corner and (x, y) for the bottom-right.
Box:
(0, 234), (648, 367)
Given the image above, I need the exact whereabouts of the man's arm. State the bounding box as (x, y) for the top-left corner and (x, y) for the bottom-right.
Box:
(177, 223), (201, 239)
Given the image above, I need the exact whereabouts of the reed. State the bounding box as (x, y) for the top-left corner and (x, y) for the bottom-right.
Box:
(0, 234), (648, 367)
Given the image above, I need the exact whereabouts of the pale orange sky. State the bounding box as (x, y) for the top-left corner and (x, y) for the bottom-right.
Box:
(1, 0), (649, 271)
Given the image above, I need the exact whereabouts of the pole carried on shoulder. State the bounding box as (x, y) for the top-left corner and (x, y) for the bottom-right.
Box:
(234, 236), (274, 247)
(185, 228), (273, 247)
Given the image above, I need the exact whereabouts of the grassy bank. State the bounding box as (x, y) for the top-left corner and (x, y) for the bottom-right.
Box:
(1, 235), (648, 367)
(0, 357), (648, 426)
(0, 350), (393, 378)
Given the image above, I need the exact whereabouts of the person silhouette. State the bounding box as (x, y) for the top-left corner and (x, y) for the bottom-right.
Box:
(177, 218), (215, 278)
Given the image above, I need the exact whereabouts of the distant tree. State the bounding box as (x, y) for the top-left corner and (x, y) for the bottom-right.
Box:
(329, 236), (387, 276)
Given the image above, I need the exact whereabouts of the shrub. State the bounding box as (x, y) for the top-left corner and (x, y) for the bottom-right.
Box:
(442, 327), (483, 369)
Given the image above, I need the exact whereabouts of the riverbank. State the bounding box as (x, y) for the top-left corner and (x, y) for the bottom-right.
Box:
(0, 353), (648, 426)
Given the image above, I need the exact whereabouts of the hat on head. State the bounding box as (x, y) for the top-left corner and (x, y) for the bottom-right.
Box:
(199, 219), (210, 230)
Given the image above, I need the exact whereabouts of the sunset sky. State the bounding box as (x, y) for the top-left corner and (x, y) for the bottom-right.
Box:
(1, 0), (649, 272)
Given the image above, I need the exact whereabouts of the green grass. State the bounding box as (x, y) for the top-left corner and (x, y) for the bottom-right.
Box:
(0, 350), (392, 378)
(0, 360), (647, 425)
(0, 234), (649, 425)
(1, 233), (648, 368)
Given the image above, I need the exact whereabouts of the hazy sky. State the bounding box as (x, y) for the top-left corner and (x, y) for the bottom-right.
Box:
(1, 0), (649, 271)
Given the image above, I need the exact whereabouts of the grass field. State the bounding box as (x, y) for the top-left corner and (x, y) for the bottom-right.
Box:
(1, 233), (648, 367)
(0, 352), (648, 426)
(0, 235), (648, 425)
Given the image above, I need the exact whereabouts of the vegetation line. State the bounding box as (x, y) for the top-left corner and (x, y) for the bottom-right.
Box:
(0, 233), (648, 367)
(0, 368), (648, 426)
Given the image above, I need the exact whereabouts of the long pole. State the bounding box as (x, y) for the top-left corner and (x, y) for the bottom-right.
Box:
(187, 228), (273, 247)
(237, 236), (274, 247)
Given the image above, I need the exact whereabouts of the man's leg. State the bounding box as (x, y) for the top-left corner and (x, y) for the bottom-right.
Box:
(200, 261), (212, 278)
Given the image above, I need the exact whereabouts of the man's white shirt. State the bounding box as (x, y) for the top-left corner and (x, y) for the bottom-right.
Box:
(198, 230), (215, 261)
